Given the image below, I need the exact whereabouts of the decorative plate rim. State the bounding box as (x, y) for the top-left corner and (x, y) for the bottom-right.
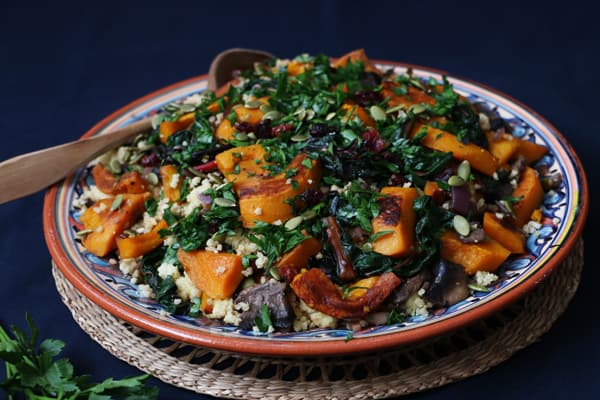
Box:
(43, 60), (589, 357)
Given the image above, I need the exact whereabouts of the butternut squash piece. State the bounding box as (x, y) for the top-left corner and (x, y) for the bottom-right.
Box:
(236, 154), (321, 227)
(116, 220), (168, 258)
(276, 236), (322, 282)
(424, 180), (445, 204)
(177, 249), (243, 299)
(345, 276), (379, 300)
(440, 231), (510, 275)
(332, 49), (381, 75)
(159, 112), (195, 143)
(382, 82), (436, 108)
(215, 118), (235, 142)
(91, 164), (148, 195)
(80, 193), (150, 257)
(486, 132), (520, 166)
(372, 187), (418, 257)
(483, 212), (525, 254)
(290, 269), (401, 319)
(515, 137), (548, 164)
(512, 166), (544, 227)
(286, 60), (310, 76)
(340, 102), (376, 128)
(215, 144), (271, 186)
(412, 124), (498, 176)
(232, 97), (268, 125)
(160, 165), (182, 202)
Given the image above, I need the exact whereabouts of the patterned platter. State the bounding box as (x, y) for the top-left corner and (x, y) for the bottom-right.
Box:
(43, 61), (588, 356)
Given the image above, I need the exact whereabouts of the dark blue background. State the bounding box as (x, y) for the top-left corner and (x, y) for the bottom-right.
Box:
(0, 1), (596, 398)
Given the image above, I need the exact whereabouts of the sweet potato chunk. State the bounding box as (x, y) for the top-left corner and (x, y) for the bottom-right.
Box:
(276, 236), (322, 283)
(440, 231), (510, 275)
(345, 276), (379, 300)
(232, 97), (269, 125)
(159, 112), (195, 143)
(372, 187), (418, 257)
(381, 82), (436, 109)
(424, 181), (445, 204)
(177, 249), (243, 300)
(290, 269), (401, 319)
(236, 153), (321, 227)
(483, 212), (525, 254)
(160, 165), (182, 202)
(412, 124), (498, 176)
(215, 118), (235, 142)
(80, 193), (150, 257)
(512, 166), (544, 227)
(116, 220), (168, 258)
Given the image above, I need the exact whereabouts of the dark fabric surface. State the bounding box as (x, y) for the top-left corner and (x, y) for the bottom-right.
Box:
(0, 1), (596, 398)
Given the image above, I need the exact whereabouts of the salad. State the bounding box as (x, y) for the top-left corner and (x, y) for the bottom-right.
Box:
(73, 49), (559, 333)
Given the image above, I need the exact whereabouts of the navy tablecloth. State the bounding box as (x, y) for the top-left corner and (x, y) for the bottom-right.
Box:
(1, 1), (597, 398)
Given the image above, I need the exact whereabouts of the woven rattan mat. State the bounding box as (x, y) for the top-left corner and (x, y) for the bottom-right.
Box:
(52, 239), (583, 399)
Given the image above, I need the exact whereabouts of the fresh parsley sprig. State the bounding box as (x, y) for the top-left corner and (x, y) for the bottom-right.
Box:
(0, 315), (158, 399)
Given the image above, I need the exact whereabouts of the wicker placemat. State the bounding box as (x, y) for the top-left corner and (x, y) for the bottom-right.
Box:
(52, 239), (583, 399)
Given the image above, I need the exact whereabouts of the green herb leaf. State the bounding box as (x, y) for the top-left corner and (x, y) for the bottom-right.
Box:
(254, 304), (273, 332)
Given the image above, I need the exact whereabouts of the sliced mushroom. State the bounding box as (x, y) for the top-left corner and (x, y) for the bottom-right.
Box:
(424, 259), (469, 307)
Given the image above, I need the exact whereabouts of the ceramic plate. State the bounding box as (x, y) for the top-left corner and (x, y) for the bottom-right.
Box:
(44, 61), (588, 356)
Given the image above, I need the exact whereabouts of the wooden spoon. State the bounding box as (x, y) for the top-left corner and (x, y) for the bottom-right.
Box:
(0, 48), (274, 205)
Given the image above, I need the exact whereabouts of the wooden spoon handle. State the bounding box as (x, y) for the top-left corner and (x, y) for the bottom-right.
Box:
(0, 117), (152, 204)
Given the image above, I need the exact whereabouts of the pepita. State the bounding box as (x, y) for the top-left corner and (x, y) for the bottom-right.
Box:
(408, 103), (427, 115)
(151, 114), (164, 130)
(325, 112), (336, 121)
(110, 194), (124, 211)
(262, 110), (282, 121)
(109, 159), (122, 174)
(269, 268), (281, 280)
(448, 175), (465, 187)
(385, 104), (405, 114)
(234, 132), (249, 141)
(305, 109), (315, 120)
(244, 99), (263, 109)
(116, 147), (131, 164)
(453, 215), (470, 236)
(369, 105), (386, 122)
(179, 103), (196, 113)
(241, 277), (255, 290)
(457, 160), (471, 181)
(259, 104), (272, 113)
(300, 209), (317, 220)
(145, 172), (159, 185)
(75, 228), (93, 237)
(291, 133), (311, 142)
(214, 197), (236, 208)
(467, 283), (491, 292)
(284, 215), (304, 231)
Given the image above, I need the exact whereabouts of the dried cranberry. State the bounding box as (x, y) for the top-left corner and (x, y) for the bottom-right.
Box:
(300, 189), (323, 207)
(271, 123), (294, 137)
(362, 127), (387, 153)
(255, 119), (272, 139)
(354, 90), (381, 107)
(140, 152), (160, 167)
(389, 174), (406, 186)
(234, 121), (254, 133)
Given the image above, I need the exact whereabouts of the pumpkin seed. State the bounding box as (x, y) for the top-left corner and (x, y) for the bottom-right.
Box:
(110, 194), (124, 211)
(244, 100), (263, 109)
(468, 283), (491, 292)
(408, 103), (427, 115)
(325, 112), (336, 121)
(145, 172), (159, 185)
(291, 133), (311, 142)
(369, 105), (386, 122)
(116, 147), (131, 164)
(75, 228), (93, 237)
(241, 277), (255, 290)
(136, 140), (154, 151)
(453, 215), (470, 236)
(179, 103), (196, 113)
(284, 215), (304, 231)
(247, 132), (257, 140)
(386, 104), (405, 114)
(187, 167), (204, 177)
(151, 114), (164, 130)
(295, 108), (307, 120)
(214, 197), (236, 208)
(300, 209), (317, 220)
(448, 175), (465, 187)
(259, 104), (272, 113)
(208, 174), (224, 185)
(234, 132), (248, 141)
(340, 129), (360, 144)
(269, 268), (281, 280)
(305, 109), (315, 120)
(361, 242), (373, 252)
(109, 159), (122, 174)
(128, 151), (144, 163)
(253, 61), (265, 75)
(457, 160), (471, 181)
(262, 110), (282, 121)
